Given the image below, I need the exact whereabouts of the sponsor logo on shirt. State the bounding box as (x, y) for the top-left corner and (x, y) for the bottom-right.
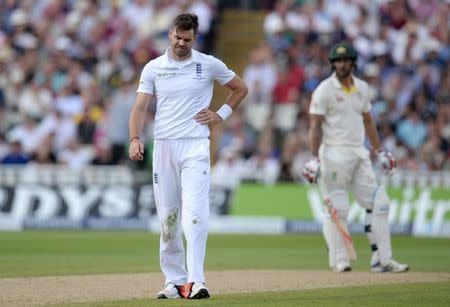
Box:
(153, 173), (158, 184)
(156, 72), (177, 79)
(335, 95), (344, 103)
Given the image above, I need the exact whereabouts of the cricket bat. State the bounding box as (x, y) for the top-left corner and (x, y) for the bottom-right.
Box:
(324, 198), (357, 260)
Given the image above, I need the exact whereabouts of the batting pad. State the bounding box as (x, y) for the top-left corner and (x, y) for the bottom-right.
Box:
(371, 185), (392, 265)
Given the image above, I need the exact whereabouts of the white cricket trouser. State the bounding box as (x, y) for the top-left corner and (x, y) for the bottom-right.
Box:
(319, 145), (378, 206)
(152, 138), (210, 286)
(319, 144), (380, 267)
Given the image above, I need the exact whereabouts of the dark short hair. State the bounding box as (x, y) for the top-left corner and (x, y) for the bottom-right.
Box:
(172, 13), (199, 35)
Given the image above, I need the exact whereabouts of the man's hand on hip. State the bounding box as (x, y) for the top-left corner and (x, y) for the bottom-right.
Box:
(194, 109), (223, 125)
(129, 139), (144, 161)
(302, 157), (320, 184)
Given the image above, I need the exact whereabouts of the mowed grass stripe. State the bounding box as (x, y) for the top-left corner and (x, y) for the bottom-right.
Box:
(0, 232), (449, 277)
(61, 281), (450, 307)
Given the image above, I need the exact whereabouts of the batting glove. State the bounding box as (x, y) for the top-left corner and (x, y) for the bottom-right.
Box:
(302, 157), (320, 184)
(376, 149), (396, 174)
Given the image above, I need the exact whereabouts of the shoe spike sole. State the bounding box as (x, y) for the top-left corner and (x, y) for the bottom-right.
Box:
(189, 288), (210, 299)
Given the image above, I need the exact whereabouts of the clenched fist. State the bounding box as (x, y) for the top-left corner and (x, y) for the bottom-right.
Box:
(129, 138), (144, 161)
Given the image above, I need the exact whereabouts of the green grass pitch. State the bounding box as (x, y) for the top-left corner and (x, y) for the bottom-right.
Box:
(64, 282), (450, 307)
(1, 231), (449, 306)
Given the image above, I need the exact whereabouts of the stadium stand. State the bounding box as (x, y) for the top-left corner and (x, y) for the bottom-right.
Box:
(0, 0), (449, 186)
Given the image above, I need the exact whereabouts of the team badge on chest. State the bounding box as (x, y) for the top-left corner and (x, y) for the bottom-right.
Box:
(193, 63), (204, 80)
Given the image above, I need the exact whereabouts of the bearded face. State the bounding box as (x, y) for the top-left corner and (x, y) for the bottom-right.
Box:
(333, 58), (354, 80)
(169, 27), (196, 60)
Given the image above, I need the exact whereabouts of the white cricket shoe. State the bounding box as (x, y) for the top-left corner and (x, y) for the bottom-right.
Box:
(184, 282), (210, 299)
(371, 259), (409, 273)
(370, 251), (381, 268)
(333, 263), (352, 272)
(156, 283), (183, 299)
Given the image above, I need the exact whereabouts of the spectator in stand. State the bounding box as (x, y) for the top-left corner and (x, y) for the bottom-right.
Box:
(36, 109), (77, 153)
(211, 146), (245, 190)
(105, 76), (136, 164)
(29, 133), (57, 165)
(420, 120), (447, 170)
(57, 138), (93, 169)
(17, 76), (52, 121)
(1, 139), (29, 165)
(278, 131), (300, 182)
(396, 104), (428, 150)
(0, 133), (8, 161)
(184, 0), (215, 52)
(76, 107), (97, 145)
(243, 130), (280, 185)
(122, 0), (155, 34)
(6, 115), (40, 154)
(263, 0), (292, 54)
(272, 56), (302, 143)
(242, 43), (277, 133)
(219, 110), (257, 159)
(91, 143), (114, 166)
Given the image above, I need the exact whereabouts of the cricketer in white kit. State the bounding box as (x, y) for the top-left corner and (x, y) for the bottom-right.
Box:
(302, 42), (409, 273)
(129, 13), (248, 299)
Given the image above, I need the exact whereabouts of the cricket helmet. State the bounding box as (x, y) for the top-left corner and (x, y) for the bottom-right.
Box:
(328, 42), (358, 63)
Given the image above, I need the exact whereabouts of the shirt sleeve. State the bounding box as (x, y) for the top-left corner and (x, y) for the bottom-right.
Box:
(362, 84), (372, 113)
(136, 63), (154, 94)
(309, 84), (327, 115)
(209, 56), (235, 85)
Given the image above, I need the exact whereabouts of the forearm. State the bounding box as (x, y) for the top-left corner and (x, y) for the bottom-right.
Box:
(224, 85), (248, 110)
(129, 93), (151, 139)
(308, 114), (324, 157)
(129, 109), (145, 140)
(363, 114), (382, 151)
(215, 76), (248, 122)
(222, 75), (248, 110)
(309, 124), (322, 157)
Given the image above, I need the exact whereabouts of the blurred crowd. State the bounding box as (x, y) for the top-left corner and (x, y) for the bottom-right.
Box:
(1, 0), (450, 187)
(0, 0), (216, 168)
(213, 0), (450, 187)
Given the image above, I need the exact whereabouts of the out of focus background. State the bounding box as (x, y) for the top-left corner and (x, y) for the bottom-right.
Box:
(0, 0), (449, 237)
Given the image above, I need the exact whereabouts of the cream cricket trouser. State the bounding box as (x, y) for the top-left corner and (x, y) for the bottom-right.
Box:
(319, 145), (390, 267)
(152, 138), (210, 286)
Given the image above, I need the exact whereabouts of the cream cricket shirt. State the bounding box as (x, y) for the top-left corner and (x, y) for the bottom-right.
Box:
(309, 73), (371, 146)
(137, 49), (235, 139)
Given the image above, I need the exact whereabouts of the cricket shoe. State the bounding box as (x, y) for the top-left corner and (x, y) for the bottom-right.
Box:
(333, 263), (352, 272)
(371, 259), (409, 273)
(156, 283), (184, 299)
(183, 282), (210, 299)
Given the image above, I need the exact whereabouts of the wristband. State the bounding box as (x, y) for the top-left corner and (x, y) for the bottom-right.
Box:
(216, 104), (233, 121)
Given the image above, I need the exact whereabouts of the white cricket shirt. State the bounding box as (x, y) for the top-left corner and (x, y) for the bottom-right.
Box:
(309, 73), (371, 146)
(137, 49), (235, 139)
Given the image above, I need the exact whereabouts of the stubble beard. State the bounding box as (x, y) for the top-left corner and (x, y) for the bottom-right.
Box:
(336, 67), (352, 80)
(174, 45), (190, 58)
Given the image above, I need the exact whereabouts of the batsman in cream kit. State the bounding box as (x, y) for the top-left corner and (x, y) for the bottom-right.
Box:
(303, 42), (409, 273)
(129, 13), (247, 299)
